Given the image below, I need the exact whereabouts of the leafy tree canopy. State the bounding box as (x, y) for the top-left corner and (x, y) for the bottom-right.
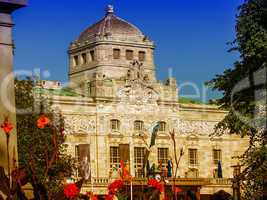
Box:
(15, 78), (76, 199)
(207, 0), (267, 199)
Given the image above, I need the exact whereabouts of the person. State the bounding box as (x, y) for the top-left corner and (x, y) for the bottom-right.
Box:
(167, 158), (173, 178)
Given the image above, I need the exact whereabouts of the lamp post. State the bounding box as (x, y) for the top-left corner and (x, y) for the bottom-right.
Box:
(0, 0), (27, 175)
(231, 163), (241, 200)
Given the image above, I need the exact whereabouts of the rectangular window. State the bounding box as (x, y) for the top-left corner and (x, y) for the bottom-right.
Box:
(188, 149), (198, 166)
(110, 119), (120, 131)
(113, 49), (120, 59)
(90, 50), (95, 61)
(110, 147), (120, 170)
(81, 53), (87, 64)
(159, 121), (166, 132)
(138, 51), (146, 61)
(126, 50), (133, 60)
(134, 120), (144, 131)
(213, 149), (222, 165)
(134, 147), (145, 177)
(158, 148), (169, 168)
(75, 144), (90, 177)
(73, 55), (79, 66)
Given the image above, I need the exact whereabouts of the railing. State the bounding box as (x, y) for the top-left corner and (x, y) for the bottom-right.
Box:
(83, 177), (232, 187)
(92, 177), (109, 185)
(206, 178), (232, 185)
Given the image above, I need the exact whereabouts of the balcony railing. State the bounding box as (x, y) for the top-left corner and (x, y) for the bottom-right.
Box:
(83, 177), (232, 187)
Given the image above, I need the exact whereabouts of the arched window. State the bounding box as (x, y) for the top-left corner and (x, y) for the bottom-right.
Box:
(110, 119), (120, 131)
(159, 121), (166, 132)
(134, 120), (144, 131)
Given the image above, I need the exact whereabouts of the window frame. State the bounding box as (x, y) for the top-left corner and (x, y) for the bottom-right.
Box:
(90, 50), (95, 61)
(134, 120), (144, 131)
(158, 148), (169, 168)
(110, 146), (120, 170)
(110, 119), (120, 131)
(81, 53), (87, 64)
(138, 51), (146, 61)
(188, 148), (198, 166)
(159, 121), (166, 132)
(126, 50), (134, 60)
(134, 147), (145, 177)
(73, 55), (79, 66)
(113, 48), (121, 59)
(213, 149), (222, 165)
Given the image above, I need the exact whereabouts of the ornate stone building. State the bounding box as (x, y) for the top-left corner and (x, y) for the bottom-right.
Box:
(39, 6), (248, 199)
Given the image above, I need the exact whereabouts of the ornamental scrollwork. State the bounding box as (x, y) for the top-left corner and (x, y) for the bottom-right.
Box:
(176, 119), (217, 135)
(64, 115), (95, 134)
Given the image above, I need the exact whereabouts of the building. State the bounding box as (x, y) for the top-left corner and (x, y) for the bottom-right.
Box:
(38, 6), (248, 199)
(0, 0), (27, 179)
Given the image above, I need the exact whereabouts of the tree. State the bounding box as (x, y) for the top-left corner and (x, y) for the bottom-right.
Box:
(207, 0), (267, 199)
(15, 78), (76, 199)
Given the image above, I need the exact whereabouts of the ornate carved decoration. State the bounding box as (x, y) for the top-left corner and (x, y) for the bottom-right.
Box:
(176, 119), (217, 135)
(117, 60), (159, 106)
(64, 115), (95, 135)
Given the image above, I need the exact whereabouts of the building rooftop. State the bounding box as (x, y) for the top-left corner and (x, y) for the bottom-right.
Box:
(76, 5), (145, 43)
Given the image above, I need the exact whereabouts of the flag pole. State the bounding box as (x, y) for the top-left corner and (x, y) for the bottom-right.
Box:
(130, 180), (133, 200)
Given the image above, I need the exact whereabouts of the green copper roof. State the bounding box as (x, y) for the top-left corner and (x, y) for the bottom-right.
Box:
(34, 87), (79, 97)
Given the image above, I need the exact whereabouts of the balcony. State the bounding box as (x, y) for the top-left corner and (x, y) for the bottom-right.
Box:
(83, 177), (232, 187)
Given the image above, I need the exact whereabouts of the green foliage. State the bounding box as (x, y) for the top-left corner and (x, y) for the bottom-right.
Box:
(15, 78), (76, 197)
(207, 0), (267, 199)
(179, 97), (204, 104)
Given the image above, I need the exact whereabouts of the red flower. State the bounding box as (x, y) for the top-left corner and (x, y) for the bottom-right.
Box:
(91, 195), (98, 200)
(105, 194), (114, 200)
(64, 183), (80, 199)
(148, 179), (163, 192)
(108, 179), (124, 195)
(37, 115), (50, 129)
(174, 187), (183, 193)
(1, 118), (13, 135)
(120, 160), (132, 182)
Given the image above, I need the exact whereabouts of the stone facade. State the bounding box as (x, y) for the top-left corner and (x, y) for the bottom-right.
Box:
(0, 0), (27, 180)
(40, 6), (248, 197)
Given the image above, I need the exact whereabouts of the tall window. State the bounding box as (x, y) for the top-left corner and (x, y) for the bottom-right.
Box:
(159, 121), (166, 132)
(158, 148), (169, 168)
(81, 53), (87, 64)
(113, 49), (120, 59)
(188, 148), (198, 166)
(90, 50), (95, 61)
(126, 50), (133, 60)
(73, 55), (79, 66)
(134, 147), (145, 177)
(110, 119), (120, 131)
(134, 120), (144, 131)
(138, 51), (146, 61)
(213, 149), (222, 164)
(75, 144), (90, 177)
(110, 147), (120, 170)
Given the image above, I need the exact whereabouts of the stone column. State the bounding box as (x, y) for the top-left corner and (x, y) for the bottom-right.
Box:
(0, 0), (27, 174)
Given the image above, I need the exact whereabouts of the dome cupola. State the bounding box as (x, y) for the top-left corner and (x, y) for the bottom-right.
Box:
(75, 5), (147, 44)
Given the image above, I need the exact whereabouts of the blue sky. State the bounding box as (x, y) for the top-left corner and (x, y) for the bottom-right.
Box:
(12, 0), (244, 101)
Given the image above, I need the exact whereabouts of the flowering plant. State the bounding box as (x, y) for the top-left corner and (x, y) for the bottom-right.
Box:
(37, 114), (50, 129)
(1, 118), (13, 134)
(63, 183), (80, 199)
(147, 178), (163, 192)
(108, 179), (124, 194)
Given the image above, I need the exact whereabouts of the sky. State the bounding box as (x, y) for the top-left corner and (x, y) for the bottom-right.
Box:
(12, 0), (244, 101)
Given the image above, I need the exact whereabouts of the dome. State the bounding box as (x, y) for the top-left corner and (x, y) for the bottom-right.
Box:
(77, 5), (145, 43)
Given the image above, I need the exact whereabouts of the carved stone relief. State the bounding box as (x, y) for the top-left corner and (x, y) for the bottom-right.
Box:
(64, 115), (95, 134)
